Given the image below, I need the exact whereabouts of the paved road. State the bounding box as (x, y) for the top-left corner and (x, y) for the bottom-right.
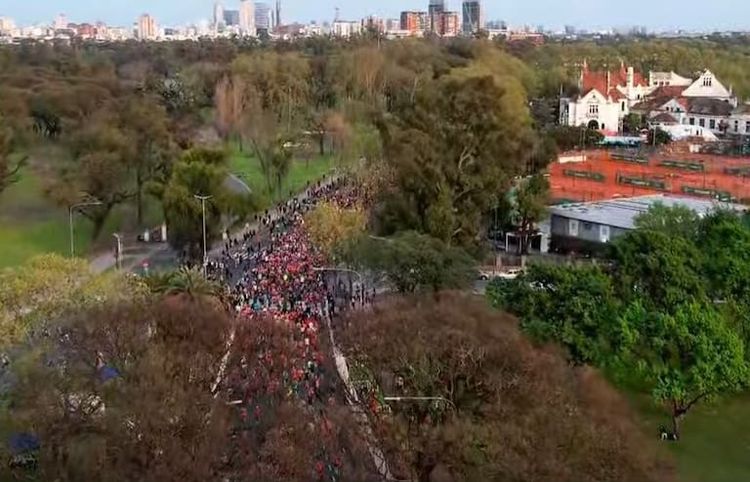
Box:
(88, 175), (337, 276)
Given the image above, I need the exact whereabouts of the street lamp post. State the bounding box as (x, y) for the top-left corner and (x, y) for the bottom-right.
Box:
(194, 194), (213, 276)
(69, 201), (103, 257)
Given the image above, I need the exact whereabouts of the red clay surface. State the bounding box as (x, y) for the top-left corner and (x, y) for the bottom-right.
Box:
(550, 149), (750, 204)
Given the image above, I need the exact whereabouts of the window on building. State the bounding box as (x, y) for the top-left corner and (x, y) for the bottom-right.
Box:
(583, 222), (592, 231)
(710, 119), (716, 129)
(569, 220), (579, 237)
(703, 76), (713, 87)
(588, 104), (599, 115)
(600, 225), (611, 243)
(699, 118), (705, 127)
(746, 121), (750, 133)
(689, 117), (695, 125)
(621, 101), (625, 111)
(735, 120), (739, 132)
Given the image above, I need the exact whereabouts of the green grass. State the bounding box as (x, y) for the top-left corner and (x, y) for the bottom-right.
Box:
(229, 147), (335, 208)
(630, 391), (750, 482)
(0, 170), (95, 268)
(0, 167), (163, 269)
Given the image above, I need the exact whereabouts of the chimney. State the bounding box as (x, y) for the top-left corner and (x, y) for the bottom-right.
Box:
(627, 66), (634, 88)
(606, 70), (611, 96)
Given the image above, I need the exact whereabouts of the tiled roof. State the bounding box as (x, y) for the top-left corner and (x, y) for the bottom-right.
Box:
(650, 85), (686, 98)
(650, 112), (678, 123)
(686, 98), (735, 116)
(581, 65), (647, 100)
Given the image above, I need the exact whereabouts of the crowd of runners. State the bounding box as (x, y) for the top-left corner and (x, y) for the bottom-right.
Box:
(210, 179), (367, 480)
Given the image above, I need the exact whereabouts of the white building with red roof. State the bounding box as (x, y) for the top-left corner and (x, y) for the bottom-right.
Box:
(559, 61), (651, 134)
(560, 64), (741, 137)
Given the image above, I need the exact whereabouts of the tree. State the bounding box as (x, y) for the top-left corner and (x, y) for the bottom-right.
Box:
(3, 300), (235, 482)
(119, 95), (174, 226)
(344, 231), (476, 293)
(57, 117), (136, 238)
(622, 113), (645, 134)
(695, 210), (750, 302)
(0, 117), (27, 196)
(547, 125), (604, 151)
(340, 293), (675, 482)
(611, 230), (706, 312)
(305, 201), (367, 259)
(145, 267), (224, 302)
(634, 202), (702, 240)
(160, 148), (230, 261)
(513, 174), (549, 254)
(0, 254), (145, 351)
(489, 263), (621, 365)
(648, 127), (672, 146)
(377, 72), (533, 246)
(618, 301), (748, 438)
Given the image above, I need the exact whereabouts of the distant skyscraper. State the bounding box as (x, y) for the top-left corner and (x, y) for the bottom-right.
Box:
(428, 0), (445, 32)
(400, 11), (427, 34)
(54, 13), (68, 30)
(439, 11), (460, 37)
(275, 0), (282, 27)
(255, 3), (271, 32)
(0, 16), (16, 34)
(239, 0), (256, 35)
(461, 0), (484, 34)
(137, 14), (157, 40)
(213, 1), (224, 28)
(224, 10), (240, 27)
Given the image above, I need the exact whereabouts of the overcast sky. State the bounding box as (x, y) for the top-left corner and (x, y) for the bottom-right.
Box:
(1, 0), (749, 31)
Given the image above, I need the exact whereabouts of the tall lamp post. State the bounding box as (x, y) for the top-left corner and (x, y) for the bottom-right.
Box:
(69, 201), (102, 257)
(194, 194), (213, 276)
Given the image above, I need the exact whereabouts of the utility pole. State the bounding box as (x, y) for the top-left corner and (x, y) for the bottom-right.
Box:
(69, 201), (103, 257)
(194, 194), (213, 276)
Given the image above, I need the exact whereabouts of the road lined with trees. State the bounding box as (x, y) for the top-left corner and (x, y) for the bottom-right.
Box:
(3, 33), (750, 481)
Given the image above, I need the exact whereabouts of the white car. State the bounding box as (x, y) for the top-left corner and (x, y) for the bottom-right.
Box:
(478, 268), (524, 281)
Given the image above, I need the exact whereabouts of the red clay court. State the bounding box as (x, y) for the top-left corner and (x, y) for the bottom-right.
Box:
(550, 149), (750, 204)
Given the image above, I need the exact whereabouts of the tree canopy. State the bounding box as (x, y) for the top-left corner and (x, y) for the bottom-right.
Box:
(340, 293), (674, 482)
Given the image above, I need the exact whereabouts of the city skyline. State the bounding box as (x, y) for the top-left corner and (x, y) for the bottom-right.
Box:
(1, 0), (750, 31)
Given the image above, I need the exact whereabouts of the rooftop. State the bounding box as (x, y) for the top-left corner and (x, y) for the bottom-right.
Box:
(549, 194), (746, 230)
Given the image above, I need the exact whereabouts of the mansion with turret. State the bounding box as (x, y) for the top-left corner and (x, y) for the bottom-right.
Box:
(559, 62), (749, 137)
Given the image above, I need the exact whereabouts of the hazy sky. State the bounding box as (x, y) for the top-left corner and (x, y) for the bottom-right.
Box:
(1, 0), (748, 31)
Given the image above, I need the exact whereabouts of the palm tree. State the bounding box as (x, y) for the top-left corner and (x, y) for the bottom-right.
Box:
(146, 267), (223, 302)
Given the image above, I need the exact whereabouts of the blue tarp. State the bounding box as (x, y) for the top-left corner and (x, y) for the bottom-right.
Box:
(99, 365), (120, 382)
(8, 433), (40, 455)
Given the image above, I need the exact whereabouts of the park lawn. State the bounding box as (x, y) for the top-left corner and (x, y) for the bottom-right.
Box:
(0, 170), (93, 268)
(0, 168), (164, 269)
(630, 391), (750, 482)
(229, 148), (334, 208)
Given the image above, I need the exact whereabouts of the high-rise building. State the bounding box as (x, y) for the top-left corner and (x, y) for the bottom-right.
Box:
(0, 16), (16, 34)
(224, 10), (240, 26)
(400, 11), (428, 34)
(54, 13), (68, 30)
(275, 0), (282, 28)
(213, 1), (224, 28)
(239, 0), (256, 35)
(137, 13), (158, 40)
(428, 0), (445, 32)
(255, 3), (271, 32)
(461, 0), (484, 35)
(439, 11), (460, 37)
